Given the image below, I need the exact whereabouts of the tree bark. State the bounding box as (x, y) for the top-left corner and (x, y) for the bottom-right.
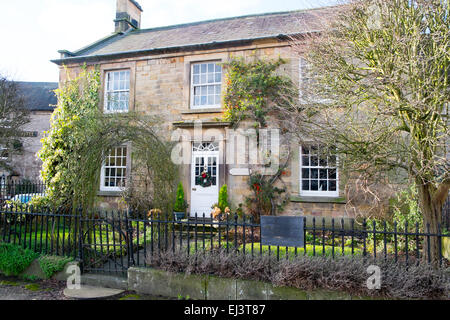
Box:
(417, 181), (445, 267)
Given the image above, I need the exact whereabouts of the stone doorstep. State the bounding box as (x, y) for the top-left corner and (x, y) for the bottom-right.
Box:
(63, 285), (124, 300)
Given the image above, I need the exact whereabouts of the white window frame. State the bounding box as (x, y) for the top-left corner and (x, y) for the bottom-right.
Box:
(299, 145), (339, 197)
(190, 61), (222, 109)
(104, 70), (130, 113)
(100, 145), (129, 192)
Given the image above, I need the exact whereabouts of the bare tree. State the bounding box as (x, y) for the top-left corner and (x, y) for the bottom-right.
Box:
(280, 0), (449, 264)
(0, 75), (29, 172)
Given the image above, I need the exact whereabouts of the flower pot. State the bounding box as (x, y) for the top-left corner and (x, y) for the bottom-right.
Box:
(174, 212), (185, 221)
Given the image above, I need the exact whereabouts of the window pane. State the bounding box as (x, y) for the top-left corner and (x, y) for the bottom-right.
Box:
(207, 73), (214, 83)
(302, 169), (309, 179)
(329, 155), (337, 167)
(311, 180), (319, 191)
(311, 169), (318, 179)
(320, 169), (327, 179)
(302, 156), (309, 166)
(302, 146), (310, 155)
(193, 75), (200, 85)
(319, 180), (328, 191)
(302, 180), (310, 191)
(329, 169), (337, 179)
(329, 180), (337, 191)
(193, 64), (200, 74)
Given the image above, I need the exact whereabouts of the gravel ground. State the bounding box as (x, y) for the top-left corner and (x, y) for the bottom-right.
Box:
(0, 275), (69, 300)
(0, 274), (173, 300)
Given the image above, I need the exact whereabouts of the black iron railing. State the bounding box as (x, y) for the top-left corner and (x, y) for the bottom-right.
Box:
(0, 179), (46, 205)
(0, 207), (448, 275)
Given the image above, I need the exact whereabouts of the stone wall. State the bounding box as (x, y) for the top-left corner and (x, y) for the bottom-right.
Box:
(58, 41), (385, 218)
(0, 110), (52, 180)
(127, 267), (381, 300)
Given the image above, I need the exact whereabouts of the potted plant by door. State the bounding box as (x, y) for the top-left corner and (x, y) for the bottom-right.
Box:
(174, 182), (187, 221)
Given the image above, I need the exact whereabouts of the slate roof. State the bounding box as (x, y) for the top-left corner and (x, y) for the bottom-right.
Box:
(16, 82), (58, 111)
(53, 6), (336, 64)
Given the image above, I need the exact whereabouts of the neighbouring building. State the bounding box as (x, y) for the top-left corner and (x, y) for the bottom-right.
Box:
(0, 82), (57, 181)
(51, 0), (370, 218)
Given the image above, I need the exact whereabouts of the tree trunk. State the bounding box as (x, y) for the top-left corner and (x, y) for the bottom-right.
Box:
(417, 182), (443, 267)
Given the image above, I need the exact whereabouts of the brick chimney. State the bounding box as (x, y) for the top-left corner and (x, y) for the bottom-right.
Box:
(114, 0), (143, 33)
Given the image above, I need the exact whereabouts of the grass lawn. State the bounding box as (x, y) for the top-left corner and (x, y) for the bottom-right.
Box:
(183, 240), (362, 257)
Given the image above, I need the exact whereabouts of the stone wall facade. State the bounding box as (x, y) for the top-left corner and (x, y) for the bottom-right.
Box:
(59, 40), (363, 218)
(0, 110), (52, 181)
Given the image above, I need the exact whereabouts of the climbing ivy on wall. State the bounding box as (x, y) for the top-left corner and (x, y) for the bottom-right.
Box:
(38, 66), (178, 214)
(222, 56), (295, 128)
(222, 56), (296, 218)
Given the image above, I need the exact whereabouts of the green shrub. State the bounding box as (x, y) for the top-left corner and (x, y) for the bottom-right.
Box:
(38, 255), (73, 279)
(218, 185), (229, 212)
(174, 182), (187, 212)
(0, 243), (38, 276)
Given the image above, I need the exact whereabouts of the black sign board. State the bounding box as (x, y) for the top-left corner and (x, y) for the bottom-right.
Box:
(260, 216), (304, 247)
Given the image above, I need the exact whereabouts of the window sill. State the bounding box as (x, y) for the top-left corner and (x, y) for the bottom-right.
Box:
(182, 108), (223, 114)
(290, 195), (346, 204)
(98, 190), (122, 197)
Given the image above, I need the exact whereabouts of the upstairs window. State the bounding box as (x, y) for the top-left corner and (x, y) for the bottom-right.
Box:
(100, 146), (128, 191)
(300, 145), (339, 197)
(191, 62), (222, 109)
(104, 70), (130, 113)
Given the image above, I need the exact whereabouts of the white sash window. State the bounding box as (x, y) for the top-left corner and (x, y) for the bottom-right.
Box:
(191, 62), (222, 109)
(100, 146), (128, 191)
(104, 70), (130, 113)
(300, 145), (339, 197)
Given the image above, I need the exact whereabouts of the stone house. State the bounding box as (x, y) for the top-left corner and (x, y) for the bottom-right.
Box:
(0, 82), (57, 181)
(51, 0), (358, 218)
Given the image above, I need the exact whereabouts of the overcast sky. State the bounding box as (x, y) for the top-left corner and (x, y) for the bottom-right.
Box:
(0, 0), (340, 83)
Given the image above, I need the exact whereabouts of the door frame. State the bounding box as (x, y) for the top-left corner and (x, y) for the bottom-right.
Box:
(190, 143), (220, 218)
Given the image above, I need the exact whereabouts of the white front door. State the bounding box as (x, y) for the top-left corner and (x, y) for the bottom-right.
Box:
(190, 142), (219, 218)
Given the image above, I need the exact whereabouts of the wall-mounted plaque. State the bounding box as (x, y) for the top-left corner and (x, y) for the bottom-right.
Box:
(260, 216), (304, 247)
(229, 168), (251, 176)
